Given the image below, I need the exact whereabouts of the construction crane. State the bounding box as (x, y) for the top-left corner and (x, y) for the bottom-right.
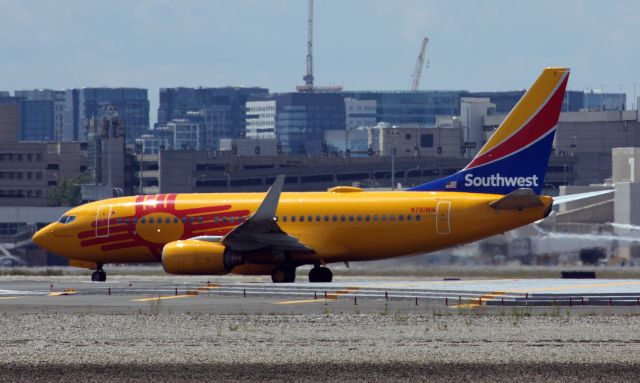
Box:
(411, 37), (429, 91)
(296, 0), (342, 93)
(302, 0), (314, 89)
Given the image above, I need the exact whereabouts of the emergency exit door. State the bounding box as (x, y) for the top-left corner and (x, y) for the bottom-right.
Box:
(436, 201), (451, 235)
(95, 204), (112, 238)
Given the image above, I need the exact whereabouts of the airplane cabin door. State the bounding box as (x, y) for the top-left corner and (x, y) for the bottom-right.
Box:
(96, 204), (113, 238)
(436, 201), (451, 235)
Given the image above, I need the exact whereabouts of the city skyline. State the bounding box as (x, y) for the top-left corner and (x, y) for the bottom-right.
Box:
(1, 0), (639, 125)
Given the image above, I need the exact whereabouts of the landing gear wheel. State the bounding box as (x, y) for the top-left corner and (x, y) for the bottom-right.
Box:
(91, 268), (107, 282)
(271, 266), (296, 283)
(309, 266), (333, 283)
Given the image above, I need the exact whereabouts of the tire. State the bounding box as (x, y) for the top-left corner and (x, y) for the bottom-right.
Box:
(91, 270), (107, 282)
(272, 266), (296, 283)
(309, 267), (332, 283)
(320, 267), (333, 283)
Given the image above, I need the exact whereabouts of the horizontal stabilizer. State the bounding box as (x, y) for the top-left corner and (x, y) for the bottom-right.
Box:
(552, 189), (614, 206)
(490, 188), (543, 210)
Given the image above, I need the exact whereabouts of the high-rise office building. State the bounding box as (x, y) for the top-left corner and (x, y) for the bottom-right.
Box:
(340, 90), (464, 127)
(157, 87), (268, 148)
(74, 88), (149, 143)
(248, 92), (346, 155)
(15, 90), (66, 141)
(18, 100), (54, 141)
(245, 100), (276, 139)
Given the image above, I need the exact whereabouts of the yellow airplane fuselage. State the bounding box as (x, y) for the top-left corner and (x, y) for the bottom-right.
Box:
(36, 189), (552, 274)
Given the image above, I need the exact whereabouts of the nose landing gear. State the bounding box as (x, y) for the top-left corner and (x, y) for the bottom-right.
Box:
(91, 264), (107, 282)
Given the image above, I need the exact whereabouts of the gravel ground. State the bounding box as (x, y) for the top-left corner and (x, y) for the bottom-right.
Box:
(2, 312), (640, 382)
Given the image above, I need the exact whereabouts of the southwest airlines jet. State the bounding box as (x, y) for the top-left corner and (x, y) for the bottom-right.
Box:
(32, 67), (608, 283)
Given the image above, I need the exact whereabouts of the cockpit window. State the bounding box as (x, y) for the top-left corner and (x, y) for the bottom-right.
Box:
(58, 215), (77, 224)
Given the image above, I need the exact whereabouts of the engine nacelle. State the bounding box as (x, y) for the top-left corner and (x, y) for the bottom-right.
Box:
(161, 240), (241, 275)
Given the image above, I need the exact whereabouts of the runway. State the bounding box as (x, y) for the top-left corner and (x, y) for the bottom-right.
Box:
(4, 275), (640, 382)
(4, 276), (640, 314)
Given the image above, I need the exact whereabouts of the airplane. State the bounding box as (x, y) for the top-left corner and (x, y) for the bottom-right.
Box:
(32, 67), (612, 283)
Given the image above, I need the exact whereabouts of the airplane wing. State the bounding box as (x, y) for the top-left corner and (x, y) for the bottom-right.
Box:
(552, 189), (614, 206)
(218, 175), (313, 253)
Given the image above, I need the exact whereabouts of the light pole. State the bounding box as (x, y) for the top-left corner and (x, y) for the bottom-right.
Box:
(223, 172), (231, 192)
(138, 149), (144, 195)
(390, 147), (396, 190)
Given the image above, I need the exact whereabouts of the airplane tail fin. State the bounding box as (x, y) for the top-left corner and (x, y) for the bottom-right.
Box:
(408, 67), (570, 195)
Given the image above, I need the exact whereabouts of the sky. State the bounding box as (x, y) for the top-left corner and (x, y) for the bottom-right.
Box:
(1, 0), (639, 125)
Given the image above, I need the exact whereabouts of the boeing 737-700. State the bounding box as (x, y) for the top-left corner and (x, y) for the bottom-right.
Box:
(32, 67), (611, 283)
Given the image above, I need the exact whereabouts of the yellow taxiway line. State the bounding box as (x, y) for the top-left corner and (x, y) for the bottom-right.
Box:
(275, 288), (359, 305)
(274, 298), (331, 305)
(0, 296), (26, 300)
(131, 294), (199, 302)
(450, 292), (505, 309)
(48, 289), (77, 297)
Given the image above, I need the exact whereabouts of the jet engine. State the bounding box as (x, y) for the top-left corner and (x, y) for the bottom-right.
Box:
(161, 240), (243, 275)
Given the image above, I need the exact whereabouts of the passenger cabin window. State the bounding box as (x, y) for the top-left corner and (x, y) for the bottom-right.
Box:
(282, 216), (287, 222)
(399, 215), (404, 221)
(357, 215), (362, 222)
(390, 215), (395, 221)
(365, 215), (370, 222)
(308, 216), (313, 222)
(416, 215), (422, 222)
(407, 215), (412, 221)
(349, 215), (354, 222)
(382, 215), (387, 221)
(324, 215), (329, 222)
(373, 215), (379, 221)
(340, 215), (346, 222)
(291, 216), (296, 222)
(141, 218), (146, 224)
(300, 216), (305, 222)
(166, 217), (171, 224)
(332, 215), (338, 222)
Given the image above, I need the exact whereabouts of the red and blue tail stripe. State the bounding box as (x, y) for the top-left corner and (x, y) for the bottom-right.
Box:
(409, 67), (570, 195)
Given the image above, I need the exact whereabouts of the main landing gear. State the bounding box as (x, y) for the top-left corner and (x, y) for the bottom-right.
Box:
(91, 264), (107, 282)
(308, 266), (332, 283)
(271, 266), (296, 283)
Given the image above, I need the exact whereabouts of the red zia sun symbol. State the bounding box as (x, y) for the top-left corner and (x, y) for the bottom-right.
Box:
(77, 194), (250, 259)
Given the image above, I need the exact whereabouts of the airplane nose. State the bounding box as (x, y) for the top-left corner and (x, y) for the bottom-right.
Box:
(32, 228), (50, 250)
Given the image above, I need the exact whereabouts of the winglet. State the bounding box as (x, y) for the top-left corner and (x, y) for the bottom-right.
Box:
(490, 188), (543, 210)
(252, 174), (285, 221)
